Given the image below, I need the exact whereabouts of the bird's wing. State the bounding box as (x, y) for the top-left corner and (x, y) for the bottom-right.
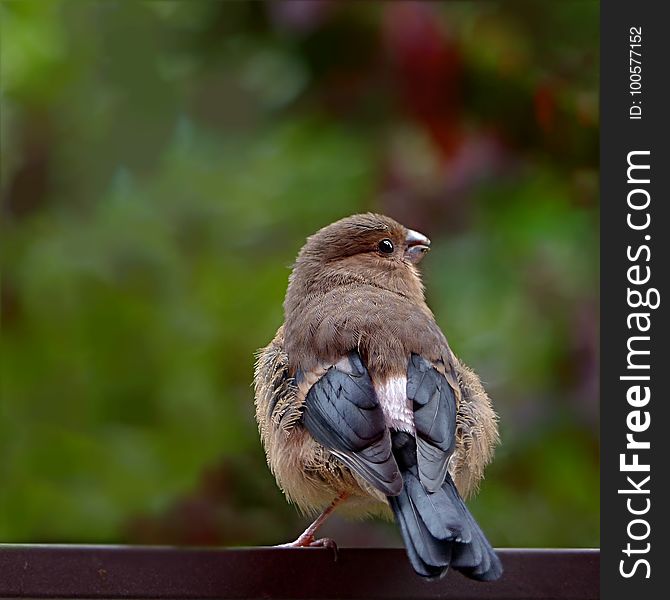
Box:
(391, 355), (501, 581)
(406, 353), (458, 493)
(301, 352), (403, 496)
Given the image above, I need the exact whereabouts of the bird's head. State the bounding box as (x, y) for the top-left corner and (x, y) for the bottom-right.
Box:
(287, 213), (431, 302)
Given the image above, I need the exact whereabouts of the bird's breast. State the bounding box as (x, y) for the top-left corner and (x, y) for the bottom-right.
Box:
(374, 376), (414, 434)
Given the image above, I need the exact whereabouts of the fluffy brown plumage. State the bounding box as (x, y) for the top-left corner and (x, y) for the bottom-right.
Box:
(254, 213), (501, 580)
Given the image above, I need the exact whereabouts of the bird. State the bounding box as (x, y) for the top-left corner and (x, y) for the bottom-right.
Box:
(253, 213), (502, 581)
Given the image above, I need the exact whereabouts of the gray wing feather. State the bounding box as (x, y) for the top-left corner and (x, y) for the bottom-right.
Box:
(302, 353), (402, 496)
(407, 354), (457, 492)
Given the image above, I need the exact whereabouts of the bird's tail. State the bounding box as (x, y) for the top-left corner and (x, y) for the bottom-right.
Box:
(388, 432), (502, 581)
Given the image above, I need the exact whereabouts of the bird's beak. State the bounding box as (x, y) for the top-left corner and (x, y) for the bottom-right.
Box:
(404, 229), (431, 264)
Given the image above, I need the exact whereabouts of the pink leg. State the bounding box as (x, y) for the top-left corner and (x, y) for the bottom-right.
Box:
(277, 492), (348, 548)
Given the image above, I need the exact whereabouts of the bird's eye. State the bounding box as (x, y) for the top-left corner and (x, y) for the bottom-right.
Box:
(378, 238), (394, 254)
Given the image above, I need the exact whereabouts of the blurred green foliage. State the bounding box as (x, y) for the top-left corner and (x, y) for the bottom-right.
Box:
(1, 1), (598, 548)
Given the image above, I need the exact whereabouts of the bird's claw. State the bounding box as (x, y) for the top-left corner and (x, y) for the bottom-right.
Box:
(309, 536), (337, 550)
(276, 535), (339, 561)
(311, 537), (339, 561)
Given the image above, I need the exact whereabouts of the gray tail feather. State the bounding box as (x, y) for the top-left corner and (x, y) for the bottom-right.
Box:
(388, 433), (503, 581)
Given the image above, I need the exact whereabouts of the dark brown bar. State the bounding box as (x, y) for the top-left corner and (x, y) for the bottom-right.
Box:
(0, 545), (598, 600)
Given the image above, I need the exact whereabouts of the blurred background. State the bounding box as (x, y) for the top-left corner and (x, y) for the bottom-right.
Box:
(1, 1), (599, 548)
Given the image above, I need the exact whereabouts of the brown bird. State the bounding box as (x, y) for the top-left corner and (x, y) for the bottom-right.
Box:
(254, 213), (501, 580)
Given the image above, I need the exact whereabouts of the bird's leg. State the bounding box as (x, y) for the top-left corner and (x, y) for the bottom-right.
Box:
(277, 492), (348, 549)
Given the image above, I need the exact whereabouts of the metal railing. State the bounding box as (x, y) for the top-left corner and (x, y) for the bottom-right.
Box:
(0, 545), (599, 599)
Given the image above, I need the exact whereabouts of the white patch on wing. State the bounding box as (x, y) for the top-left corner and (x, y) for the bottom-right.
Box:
(374, 376), (414, 434)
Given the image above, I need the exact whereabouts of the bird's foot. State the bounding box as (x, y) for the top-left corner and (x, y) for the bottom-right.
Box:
(276, 535), (339, 559)
(275, 493), (346, 558)
(276, 533), (336, 548)
(306, 536), (337, 551)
